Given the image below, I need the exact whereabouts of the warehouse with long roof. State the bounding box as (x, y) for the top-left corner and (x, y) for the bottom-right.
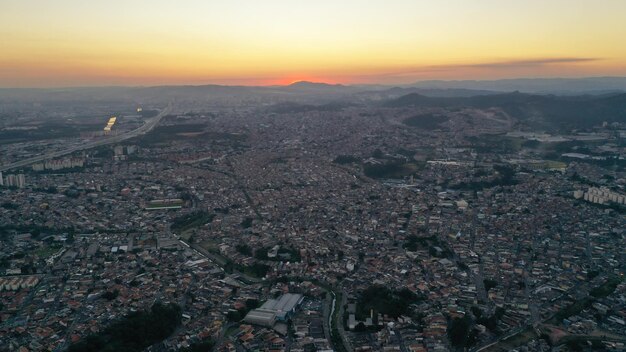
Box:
(243, 293), (304, 327)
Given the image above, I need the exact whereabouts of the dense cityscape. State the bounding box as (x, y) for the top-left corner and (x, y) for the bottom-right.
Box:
(0, 83), (624, 352)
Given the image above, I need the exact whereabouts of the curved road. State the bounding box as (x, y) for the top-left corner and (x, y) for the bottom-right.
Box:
(0, 103), (171, 172)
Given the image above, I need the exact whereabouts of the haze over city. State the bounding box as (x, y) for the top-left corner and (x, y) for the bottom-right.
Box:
(1, 2), (625, 352)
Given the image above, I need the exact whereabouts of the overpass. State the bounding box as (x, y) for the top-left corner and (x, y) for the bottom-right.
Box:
(0, 103), (171, 172)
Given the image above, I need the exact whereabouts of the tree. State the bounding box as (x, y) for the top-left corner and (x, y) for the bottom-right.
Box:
(102, 290), (119, 301)
(357, 285), (423, 320)
(180, 340), (214, 352)
(246, 298), (259, 310)
(483, 279), (498, 292)
(448, 316), (471, 347)
(68, 302), (181, 352)
(354, 322), (367, 332)
(236, 244), (253, 256)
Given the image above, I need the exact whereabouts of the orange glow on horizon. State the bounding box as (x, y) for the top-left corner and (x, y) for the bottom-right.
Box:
(262, 76), (342, 86)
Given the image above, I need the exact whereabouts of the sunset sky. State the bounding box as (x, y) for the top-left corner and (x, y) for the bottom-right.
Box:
(2, 0), (626, 87)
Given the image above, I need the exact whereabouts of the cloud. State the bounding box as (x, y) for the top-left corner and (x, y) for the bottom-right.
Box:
(461, 57), (601, 69)
(376, 57), (603, 78)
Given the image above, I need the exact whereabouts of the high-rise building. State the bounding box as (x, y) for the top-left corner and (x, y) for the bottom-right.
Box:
(583, 187), (626, 205)
(5, 174), (15, 187)
(16, 174), (25, 188)
(3, 173), (26, 188)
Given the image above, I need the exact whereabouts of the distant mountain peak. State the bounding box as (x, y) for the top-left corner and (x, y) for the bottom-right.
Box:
(287, 81), (343, 88)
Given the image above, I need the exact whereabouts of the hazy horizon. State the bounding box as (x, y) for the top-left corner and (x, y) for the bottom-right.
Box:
(1, 76), (626, 91)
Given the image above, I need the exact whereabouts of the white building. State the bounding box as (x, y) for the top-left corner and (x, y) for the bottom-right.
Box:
(3, 173), (26, 188)
(582, 187), (625, 205)
(244, 293), (304, 327)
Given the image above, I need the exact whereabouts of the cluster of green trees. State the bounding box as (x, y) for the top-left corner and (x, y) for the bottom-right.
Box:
(449, 306), (507, 348)
(333, 155), (361, 164)
(236, 244), (253, 256)
(483, 279), (498, 292)
(403, 114), (448, 130)
(240, 217), (254, 228)
(134, 123), (207, 146)
(403, 235), (453, 258)
(101, 290), (119, 301)
(31, 186), (58, 193)
(223, 260), (270, 278)
(590, 277), (622, 298)
(1, 202), (18, 209)
(241, 263), (270, 278)
(171, 210), (214, 233)
(448, 316), (474, 347)
(564, 338), (605, 351)
(402, 235), (441, 252)
(180, 339), (215, 352)
(454, 164), (517, 190)
(474, 306), (506, 334)
(357, 285), (424, 321)
(553, 276), (623, 322)
(68, 302), (181, 352)
(363, 161), (412, 179)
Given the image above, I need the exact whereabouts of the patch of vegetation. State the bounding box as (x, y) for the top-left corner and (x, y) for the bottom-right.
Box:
(171, 210), (214, 233)
(454, 164), (517, 190)
(448, 315), (474, 348)
(224, 260), (271, 278)
(363, 161), (419, 179)
(562, 337), (605, 351)
(402, 235), (420, 252)
(389, 91), (626, 131)
(236, 244), (253, 256)
(180, 339), (215, 352)
(586, 270), (599, 279)
(240, 217), (253, 228)
(1, 202), (18, 210)
(68, 302), (181, 352)
(102, 290), (119, 301)
(552, 277), (623, 323)
(403, 235), (453, 258)
(356, 285), (424, 320)
(483, 279), (498, 292)
(333, 155), (361, 164)
(476, 307), (506, 334)
(554, 299), (593, 323)
(403, 114), (448, 130)
(34, 245), (62, 259)
(32, 186), (58, 193)
(134, 123), (207, 145)
(241, 263), (270, 278)
(0, 122), (103, 145)
(590, 276), (622, 298)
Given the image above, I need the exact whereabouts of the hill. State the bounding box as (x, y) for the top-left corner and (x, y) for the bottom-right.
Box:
(386, 92), (626, 130)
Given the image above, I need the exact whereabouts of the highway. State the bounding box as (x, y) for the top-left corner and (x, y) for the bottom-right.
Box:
(0, 103), (171, 172)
